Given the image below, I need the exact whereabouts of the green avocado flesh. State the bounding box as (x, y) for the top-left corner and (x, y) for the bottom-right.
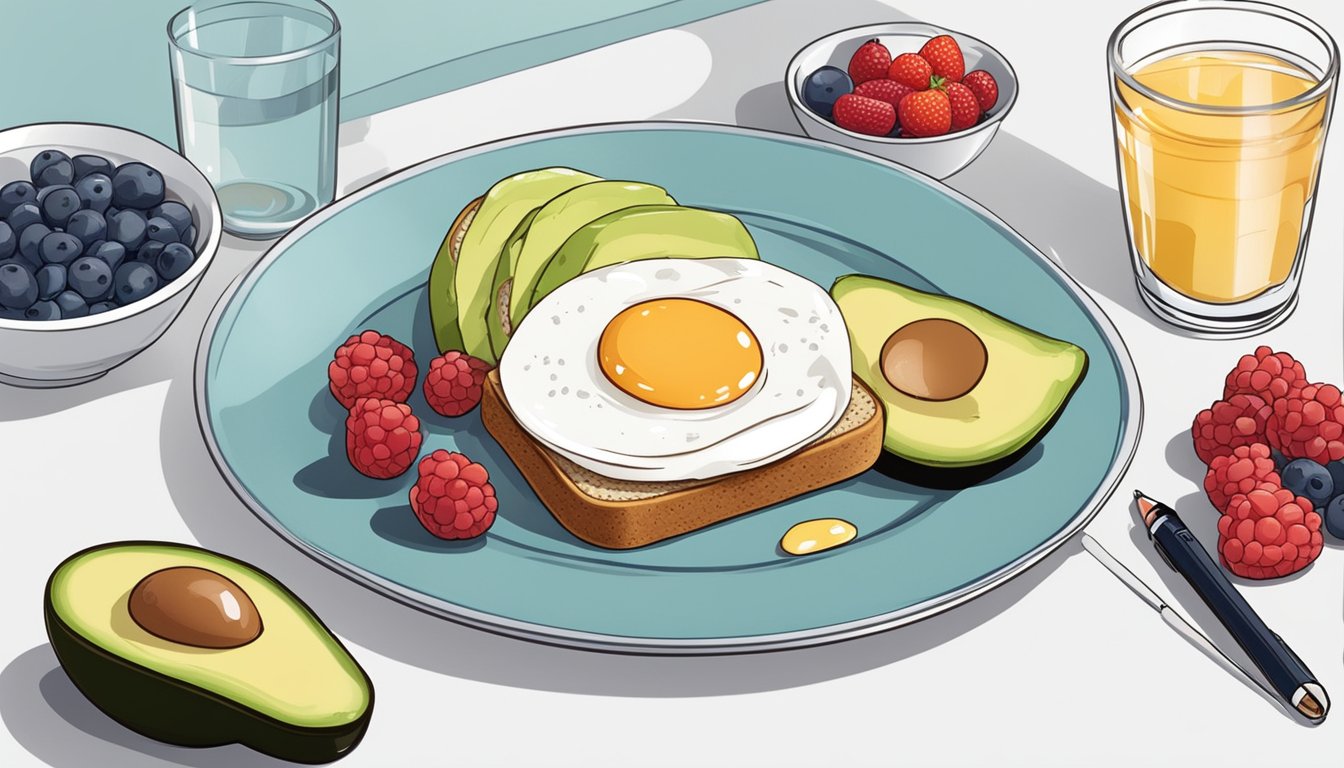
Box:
(494, 180), (677, 353)
(454, 167), (600, 363)
(529, 205), (760, 307)
(831, 275), (1087, 468)
(44, 542), (373, 764)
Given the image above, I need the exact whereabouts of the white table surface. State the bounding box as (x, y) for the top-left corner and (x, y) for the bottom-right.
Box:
(4, 0), (1344, 765)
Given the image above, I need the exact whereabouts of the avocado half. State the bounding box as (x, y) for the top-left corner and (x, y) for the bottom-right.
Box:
(44, 541), (373, 764)
(831, 275), (1087, 479)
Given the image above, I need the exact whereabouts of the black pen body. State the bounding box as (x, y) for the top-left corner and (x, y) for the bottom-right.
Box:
(1148, 509), (1316, 706)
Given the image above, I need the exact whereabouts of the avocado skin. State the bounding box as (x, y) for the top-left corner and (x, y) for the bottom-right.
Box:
(43, 541), (373, 765)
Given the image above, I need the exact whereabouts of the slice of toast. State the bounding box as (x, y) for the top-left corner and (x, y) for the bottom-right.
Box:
(480, 370), (883, 549)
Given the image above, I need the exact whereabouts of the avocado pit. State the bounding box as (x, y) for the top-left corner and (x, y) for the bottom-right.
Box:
(880, 318), (988, 401)
(128, 566), (262, 649)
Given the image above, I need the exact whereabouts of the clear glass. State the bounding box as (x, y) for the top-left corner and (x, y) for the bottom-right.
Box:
(1108, 0), (1338, 335)
(169, 0), (340, 238)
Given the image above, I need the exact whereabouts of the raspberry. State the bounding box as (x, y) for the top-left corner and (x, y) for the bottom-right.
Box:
(410, 450), (497, 539)
(1191, 393), (1270, 465)
(423, 351), (491, 417)
(1267, 383), (1344, 464)
(1218, 486), (1323, 579)
(1223, 345), (1306, 404)
(1204, 443), (1279, 513)
(345, 398), (422, 479)
(329, 330), (418, 409)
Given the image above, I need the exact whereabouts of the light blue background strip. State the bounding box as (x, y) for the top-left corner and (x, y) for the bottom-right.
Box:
(3, 0), (761, 146)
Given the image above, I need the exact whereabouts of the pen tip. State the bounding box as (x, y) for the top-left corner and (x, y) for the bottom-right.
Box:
(1298, 692), (1325, 720)
(1133, 489), (1143, 500)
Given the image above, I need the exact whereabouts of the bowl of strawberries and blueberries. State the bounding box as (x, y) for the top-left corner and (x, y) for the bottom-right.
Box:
(786, 24), (1017, 178)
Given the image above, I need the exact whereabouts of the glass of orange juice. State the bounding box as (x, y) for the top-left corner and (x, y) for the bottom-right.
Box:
(1109, 0), (1338, 335)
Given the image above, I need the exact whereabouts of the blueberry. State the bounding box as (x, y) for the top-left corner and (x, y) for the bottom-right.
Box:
(74, 173), (113, 213)
(152, 201), (193, 236)
(0, 221), (13, 260)
(1325, 495), (1344, 539)
(0, 180), (37, 218)
(89, 240), (126, 272)
(88, 301), (116, 315)
(1271, 448), (1288, 472)
(35, 263), (65, 300)
(40, 185), (81, 228)
(180, 225), (197, 247)
(54, 290), (87, 318)
(23, 300), (59, 321)
(17, 223), (51, 266)
(107, 209), (147, 249)
(156, 242), (194, 281)
(71, 154), (113, 180)
(68, 256), (112, 300)
(113, 261), (158, 305)
(65, 209), (106, 244)
(30, 149), (74, 187)
(136, 241), (165, 266)
(1281, 459), (1334, 507)
(803, 66), (855, 119)
(111, 162), (165, 209)
(7, 202), (43, 233)
(145, 216), (178, 244)
(0, 307), (22, 320)
(1325, 461), (1344, 496)
(39, 232), (83, 265)
(0, 260), (38, 309)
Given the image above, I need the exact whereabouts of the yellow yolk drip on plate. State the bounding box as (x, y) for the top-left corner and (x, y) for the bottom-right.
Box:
(598, 298), (762, 409)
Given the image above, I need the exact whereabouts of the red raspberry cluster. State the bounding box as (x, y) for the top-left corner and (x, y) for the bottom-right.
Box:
(327, 330), (498, 540)
(1191, 347), (1324, 579)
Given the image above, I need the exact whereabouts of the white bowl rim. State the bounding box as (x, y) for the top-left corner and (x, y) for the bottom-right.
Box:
(0, 120), (222, 332)
(785, 21), (1019, 145)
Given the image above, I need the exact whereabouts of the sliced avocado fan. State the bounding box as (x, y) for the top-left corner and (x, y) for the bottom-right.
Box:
(488, 180), (677, 356)
(528, 205), (760, 311)
(454, 167), (600, 363)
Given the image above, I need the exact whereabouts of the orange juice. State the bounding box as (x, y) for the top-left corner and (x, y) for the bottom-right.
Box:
(1114, 50), (1329, 303)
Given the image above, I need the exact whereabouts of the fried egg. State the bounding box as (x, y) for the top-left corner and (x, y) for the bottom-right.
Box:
(497, 257), (852, 481)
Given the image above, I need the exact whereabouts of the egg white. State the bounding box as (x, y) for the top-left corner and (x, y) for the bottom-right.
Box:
(497, 257), (852, 482)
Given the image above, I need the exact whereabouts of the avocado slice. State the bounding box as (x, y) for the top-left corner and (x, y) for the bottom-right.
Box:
(428, 197), (480, 353)
(831, 274), (1087, 468)
(44, 541), (373, 764)
(493, 180), (677, 352)
(455, 167), (600, 363)
(528, 205), (760, 310)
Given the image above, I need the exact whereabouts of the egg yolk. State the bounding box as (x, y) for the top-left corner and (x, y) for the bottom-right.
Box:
(598, 298), (762, 409)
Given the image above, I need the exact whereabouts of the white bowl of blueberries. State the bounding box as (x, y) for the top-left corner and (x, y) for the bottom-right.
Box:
(786, 23), (1018, 179)
(0, 122), (221, 387)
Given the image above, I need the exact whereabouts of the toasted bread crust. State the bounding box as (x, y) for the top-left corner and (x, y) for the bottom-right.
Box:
(480, 371), (883, 549)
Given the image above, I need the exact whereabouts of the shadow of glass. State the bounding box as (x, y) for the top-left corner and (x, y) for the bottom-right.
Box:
(0, 645), (283, 768)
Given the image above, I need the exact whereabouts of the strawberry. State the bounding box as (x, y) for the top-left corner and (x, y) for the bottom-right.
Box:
(888, 52), (933, 90)
(962, 70), (999, 111)
(919, 34), (965, 82)
(853, 78), (916, 108)
(945, 81), (981, 131)
(848, 39), (892, 85)
(833, 93), (897, 136)
(898, 88), (951, 137)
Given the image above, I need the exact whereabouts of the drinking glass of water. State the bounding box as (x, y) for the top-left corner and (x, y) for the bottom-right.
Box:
(168, 0), (340, 238)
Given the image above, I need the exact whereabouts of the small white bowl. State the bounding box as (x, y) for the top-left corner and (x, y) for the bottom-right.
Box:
(0, 122), (221, 388)
(786, 22), (1018, 179)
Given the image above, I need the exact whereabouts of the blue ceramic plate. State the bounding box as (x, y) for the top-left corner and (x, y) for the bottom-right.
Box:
(197, 123), (1141, 653)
